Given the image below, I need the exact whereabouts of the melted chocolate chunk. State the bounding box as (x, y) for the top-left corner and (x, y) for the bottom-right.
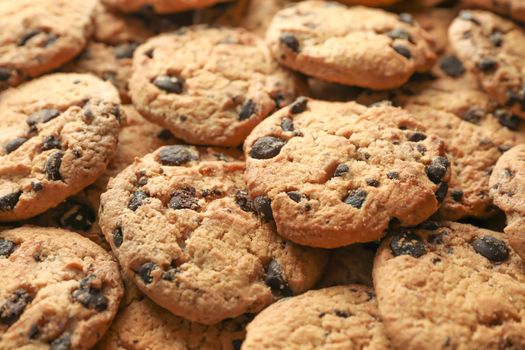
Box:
(128, 191), (149, 211)
(387, 28), (412, 42)
(40, 136), (61, 151)
(253, 196), (273, 221)
(387, 171), (399, 180)
(390, 232), (426, 257)
(435, 182), (448, 203)
(169, 187), (200, 210)
(451, 189), (463, 202)
(239, 100), (256, 121)
(408, 132), (427, 142)
(0, 238), (15, 257)
(45, 152), (63, 181)
(113, 227), (123, 248)
(158, 145), (197, 165)
(344, 189), (367, 209)
(137, 262), (156, 284)
(5, 137), (28, 154)
(286, 191), (302, 203)
(153, 75), (184, 94)
(334, 164), (349, 177)
(280, 118), (294, 132)
(439, 55), (465, 78)
(289, 97), (308, 114)
(393, 44), (411, 59)
(472, 236), (509, 262)
(72, 275), (108, 311)
(264, 259), (292, 297)
(426, 156), (449, 184)
(27, 109), (60, 126)
(478, 57), (497, 72)
(249, 136), (286, 159)
(235, 190), (253, 212)
(0, 289), (32, 325)
(279, 34), (300, 52)
(0, 192), (22, 212)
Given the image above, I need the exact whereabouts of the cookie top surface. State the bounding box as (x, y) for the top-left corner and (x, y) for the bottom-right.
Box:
(242, 285), (390, 350)
(463, 0), (525, 24)
(373, 221), (525, 350)
(102, 0), (231, 13)
(99, 146), (326, 324)
(266, 1), (435, 89)
(407, 106), (511, 220)
(244, 98), (449, 248)
(0, 0), (96, 89)
(449, 10), (525, 119)
(130, 25), (301, 147)
(0, 73), (121, 222)
(0, 226), (123, 350)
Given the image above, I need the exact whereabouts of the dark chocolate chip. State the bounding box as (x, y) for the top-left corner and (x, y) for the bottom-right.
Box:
(158, 145), (197, 166)
(157, 129), (174, 140)
(387, 171), (399, 180)
(113, 227), (123, 247)
(435, 182), (448, 203)
(0, 68), (11, 81)
(31, 182), (43, 192)
(60, 203), (96, 232)
(366, 178), (379, 187)
(280, 118), (294, 132)
(50, 333), (71, 350)
(478, 57), (497, 72)
(253, 196), (273, 221)
(428, 230), (448, 245)
(334, 164), (349, 177)
(490, 30), (503, 47)
(45, 152), (63, 181)
(40, 136), (61, 151)
(462, 107), (484, 124)
(459, 11), (480, 25)
(264, 259), (292, 297)
(0, 289), (32, 325)
(472, 236), (509, 262)
(334, 310), (350, 318)
(439, 55), (465, 78)
(287, 191), (302, 203)
(451, 189), (463, 202)
(72, 275), (108, 311)
(398, 13), (415, 25)
(113, 42), (139, 59)
(128, 191), (149, 211)
(390, 232), (426, 257)
(137, 262), (156, 284)
(344, 189), (367, 209)
(5, 137), (28, 154)
(162, 268), (179, 281)
(239, 100), (256, 121)
(235, 190), (253, 212)
(0, 238), (15, 257)
(153, 75), (184, 94)
(387, 28), (412, 42)
(407, 132), (427, 142)
(17, 29), (42, 46)
(0, 192), (22, 212)
(279, 34), (300, 52)
(289, 97), (308, 114)
(495, 109), (520, 131)
(27, 109), (60, 126)
(249, 136), (286, 159)
(169, 187), (200, 210)
(144, 48), (154, 58)
(426, 156), (449, 184)
(393, 44), (411, 59)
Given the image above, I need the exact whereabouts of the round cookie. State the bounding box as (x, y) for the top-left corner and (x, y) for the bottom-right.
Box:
(316, 243), (377, 288)
(0, 226), (123, 350)
(102, 0), (231, 13)
(449, 10), (525, 120)
(406, 106), (512, 220)
(130, 26), (301, 147)
(0, 0), (96, 90)
(490, 144), (525, 260)
(28, 106), (176, 247)
(374, 221), (525, 350)
(244, 98), (450, 248)
(242, 285), (390, 350)
(63, 42), (137, 103)
(463, 0), (525, 24)
(99, 146), (327, 324)
(266, 1), (436, 89)
(0, 73), (121, 222)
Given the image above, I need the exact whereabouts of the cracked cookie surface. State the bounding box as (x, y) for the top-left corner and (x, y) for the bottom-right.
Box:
(244, 98), (449, 248)
(374, 221), (525, 350)
(266, 1), (435, 89)
(0, 226), (123, 350)
(130, 26), (301, 146)
(0, 73), (121, 222)
(99, 145), (326, 324)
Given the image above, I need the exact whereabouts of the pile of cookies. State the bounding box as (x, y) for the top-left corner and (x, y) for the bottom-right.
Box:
(0, 0), (524, 349)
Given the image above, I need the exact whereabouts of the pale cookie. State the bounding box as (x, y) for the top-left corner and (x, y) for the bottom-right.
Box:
(102, 0), (231, 13)
(0, 0), (96, 90)
(244, 98), (450, 248)
(99, 146), (326, 324)
(490, 144), (525, 260)
(374, 221), (525, 350)
(242, 285), (390, 350)
(266, 1), (436, 89)
(0, 73), (121, 222)
(449, 10), (525, 119)
(463, 0), (525, 24)
(0, 226), (123, 350)
(130, 26), (301, 146)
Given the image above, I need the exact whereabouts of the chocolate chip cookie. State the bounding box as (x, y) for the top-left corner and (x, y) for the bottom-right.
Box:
(490, 144), (525, 260)
(266, 1), (436, 89)
(449, 10), (525, 120)
(374, 221), (525, 350)
(406, 106), (512, 220)
(0, 226), (123, 350)
(0, 73), (121, 222)
(99, 146), (326, 324)
(412, 8), (458, 55)
(243, 285), (390, 350)
(0, 0), (96, 90)
(102, 0), (231, 13)
(244, 98), (449, 248)
(463, 0), (525, 24)
(130, 26), (301, 147)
